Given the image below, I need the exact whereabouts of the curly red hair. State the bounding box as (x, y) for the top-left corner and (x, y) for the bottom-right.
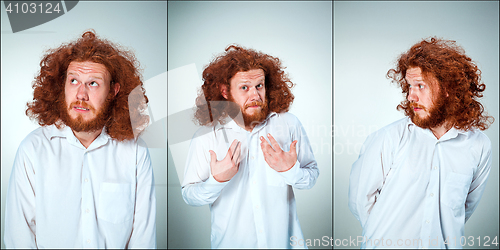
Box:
(194, 45), (295, 126)
(387, 37), (494, 131)
(26, 30), (149, 141)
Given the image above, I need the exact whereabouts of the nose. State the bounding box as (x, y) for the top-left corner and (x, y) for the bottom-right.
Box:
(249, 87), (260, 101)
(407, 88), (418, 103)
(76, 83), (89, 101)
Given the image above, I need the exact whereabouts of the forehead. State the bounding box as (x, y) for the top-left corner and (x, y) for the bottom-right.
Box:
(67, 61), (110, 78)
(231, 69), (265, 83)
(405, 67), (423, 80)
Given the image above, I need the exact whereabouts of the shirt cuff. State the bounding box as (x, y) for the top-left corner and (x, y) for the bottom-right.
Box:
(279, 160), (301, 185)
(201, 173), (230, 193)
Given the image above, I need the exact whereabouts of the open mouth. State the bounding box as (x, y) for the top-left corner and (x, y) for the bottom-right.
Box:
(74, 106), (90, 111)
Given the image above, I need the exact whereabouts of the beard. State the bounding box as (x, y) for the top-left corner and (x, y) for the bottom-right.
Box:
(408, 91), (448, 129)
(227, 92), (269, 129)
(59, 92), (114, 132)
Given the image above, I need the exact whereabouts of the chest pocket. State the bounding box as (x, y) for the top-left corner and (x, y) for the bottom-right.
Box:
(442, 172), (472, 217)
(98, 182), (134, 224)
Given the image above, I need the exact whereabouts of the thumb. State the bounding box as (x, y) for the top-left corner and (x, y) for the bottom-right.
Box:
(290, 140), (298, 154)
(209, 150), (217, 165)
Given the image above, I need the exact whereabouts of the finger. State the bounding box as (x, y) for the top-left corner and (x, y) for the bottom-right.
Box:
(209, 150), (217, 165)
(232, 141), (242, 164)
(260, 136), (275, 153)
(289, 140), (298, 154)
(225, 139), (239, 160)
(267, 134), (283, 153)
(262, 148), (274, 161)
(260, 140), (275, 160)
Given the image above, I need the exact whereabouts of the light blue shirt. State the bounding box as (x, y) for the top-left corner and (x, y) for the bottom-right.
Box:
(349, 118), (491, 249)
(4, 125), (156, 248)
(182, 112), (319, 248)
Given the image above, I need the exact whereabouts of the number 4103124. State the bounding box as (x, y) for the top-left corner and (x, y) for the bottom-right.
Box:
(444, 236), (498, 247)
(5, 2), (62, 14)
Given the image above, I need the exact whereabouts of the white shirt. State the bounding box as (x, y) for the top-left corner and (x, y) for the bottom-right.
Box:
(4, 125), (156, 248)
(182, 112), (319, 249)
(349, 118), (492, 249)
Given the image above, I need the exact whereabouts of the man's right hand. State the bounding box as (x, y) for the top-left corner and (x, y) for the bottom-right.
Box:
(210, 139), (241, 183)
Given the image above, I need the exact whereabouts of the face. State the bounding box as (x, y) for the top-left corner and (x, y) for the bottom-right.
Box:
(61, 61), (120, 132)
(405, 67), (446, 128)
(222, 69), (268, 127)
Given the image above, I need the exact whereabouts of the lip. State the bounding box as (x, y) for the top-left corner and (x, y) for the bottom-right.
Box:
(73, 106), (90, 112)
(413, 107), (422, 111)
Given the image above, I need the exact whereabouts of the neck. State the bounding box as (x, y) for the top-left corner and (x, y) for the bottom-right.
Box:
(72, 128), (103, 148)
(430, 121), (452, 139)
(234, 119), (256, 132)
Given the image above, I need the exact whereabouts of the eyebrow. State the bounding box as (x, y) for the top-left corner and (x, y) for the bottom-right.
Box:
(67, 72), (104, 80)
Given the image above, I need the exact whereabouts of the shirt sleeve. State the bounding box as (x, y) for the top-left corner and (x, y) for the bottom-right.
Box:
(464, 135), (492, 223)
(278, 116), (319, 190)
(181, 130), (229, 206)
(348, 129), (393, 228)
(4, 143), (37, 248)
(128, 143), (156, 248)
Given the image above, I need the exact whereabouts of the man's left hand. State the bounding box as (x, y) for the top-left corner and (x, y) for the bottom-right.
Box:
(260, 133), (297, 172)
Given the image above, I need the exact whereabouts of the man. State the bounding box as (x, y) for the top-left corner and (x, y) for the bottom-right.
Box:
(181, 45), (319, 248)
(349, 38), (493, 249)
(4, 31), (156, 248)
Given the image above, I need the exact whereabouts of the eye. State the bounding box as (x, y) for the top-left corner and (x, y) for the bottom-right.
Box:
(70, 79), (78, 84)
(89, 81), (99, 87)
(256, 83), (263, 89)
(419, 84), (424, 89)
(241, 86), (248, 90)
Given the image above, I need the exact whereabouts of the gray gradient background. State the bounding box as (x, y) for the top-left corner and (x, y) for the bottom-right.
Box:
(167, 1), (332, 248)
(0, 1), (167, 248)
(334, 1), (499, 249)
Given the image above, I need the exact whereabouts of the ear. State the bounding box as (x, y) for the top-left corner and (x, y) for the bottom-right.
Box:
(220, 84), (228, 99)
(113, 82), (121, 97)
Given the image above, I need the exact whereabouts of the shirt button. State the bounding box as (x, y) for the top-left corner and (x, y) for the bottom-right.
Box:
(255, 205), (259, 209)
(426, 220), (430, 224)
(86, 239), (91, 244)
(251, 156), (255, 160)
(84, 178), (89, 182)
(433, 166), (437, 170)
(85, 209), (90, 213)
(259, 229), (263, 233)
(430, 193), (434, 197)
(253, 181), (257, 185)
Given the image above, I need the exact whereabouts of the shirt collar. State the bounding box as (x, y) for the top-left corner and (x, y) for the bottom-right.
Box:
(215, 112), (277, 133)
(406, 117), (469, 141)
(49, 125), (111, 150)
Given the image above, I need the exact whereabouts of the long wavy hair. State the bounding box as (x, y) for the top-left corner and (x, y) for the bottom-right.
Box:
(26, 30), (149, 141)
(387, 37), (494, 131)
(194, 45), (295, 126)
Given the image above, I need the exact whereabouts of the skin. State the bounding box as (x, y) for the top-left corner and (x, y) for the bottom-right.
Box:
(211, 69), (297, 182)
(405, 67), (450, 139)
(65, 61), (120, 148)
(221, 69), (267, 132)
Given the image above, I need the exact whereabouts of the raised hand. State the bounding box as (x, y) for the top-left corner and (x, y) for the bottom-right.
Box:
(260, 133), (297, 172)
(210, 139), (242, 182)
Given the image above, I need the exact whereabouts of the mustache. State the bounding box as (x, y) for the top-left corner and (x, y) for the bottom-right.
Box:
(69, 101), (95, 112)
(410, 102), (426, 111)
(244, 100), (264, 109)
